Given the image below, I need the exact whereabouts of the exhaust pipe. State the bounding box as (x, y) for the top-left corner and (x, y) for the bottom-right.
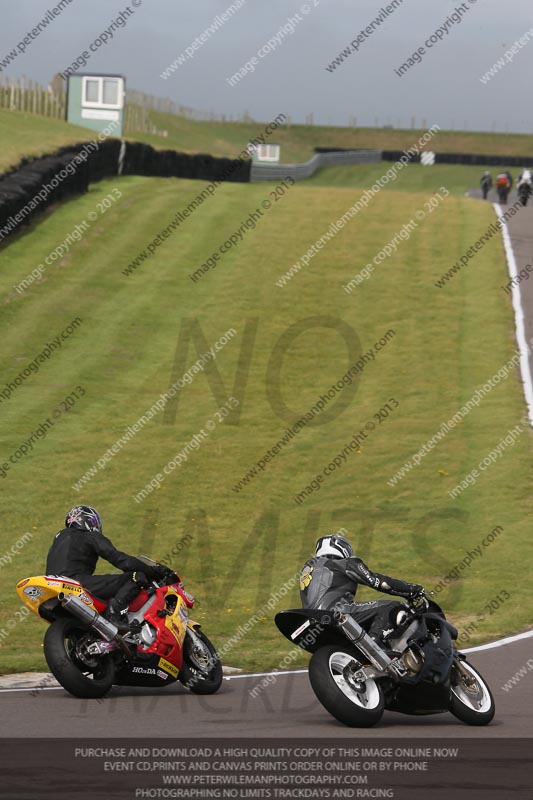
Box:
(335, 611), (406, 677)
(59, 592), (119, 641)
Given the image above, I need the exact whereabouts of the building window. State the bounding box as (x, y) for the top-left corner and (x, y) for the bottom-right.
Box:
(103, 79), (119, 105)
(85, 79), (99, 103)
(82, 77), (123, 109)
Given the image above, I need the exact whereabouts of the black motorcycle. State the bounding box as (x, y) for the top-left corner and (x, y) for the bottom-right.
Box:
(275, 594), (495, 728)
(480, 177), (492, 200)
(518, 181), (532, 207)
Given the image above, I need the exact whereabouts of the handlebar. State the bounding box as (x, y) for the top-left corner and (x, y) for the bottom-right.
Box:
(408, 593), (431, 613)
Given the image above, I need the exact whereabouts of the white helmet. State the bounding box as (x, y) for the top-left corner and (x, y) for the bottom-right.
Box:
(315, 534), (353, 559)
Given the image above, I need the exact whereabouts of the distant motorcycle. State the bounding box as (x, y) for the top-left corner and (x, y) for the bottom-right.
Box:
(480, 176), (492, 200)
(518, 181), (532, 207)
(495, 176), (511, 205)
(17, 557), (222, 698)
(275, 593), (495, 728)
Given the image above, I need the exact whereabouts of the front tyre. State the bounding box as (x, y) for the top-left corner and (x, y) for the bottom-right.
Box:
(43, 617), (115, 699)
(308, 645), (384, 727)
(450, 658), (495, 725)
(179, 628), (222, 695)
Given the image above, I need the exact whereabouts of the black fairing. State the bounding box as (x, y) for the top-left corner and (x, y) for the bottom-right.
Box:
(114, 651), (178, 687)
(384, 612), (455, 714)
(399, 613), (455, 686)
(386, 681), (452, 715)
(275, 609), (349, 653)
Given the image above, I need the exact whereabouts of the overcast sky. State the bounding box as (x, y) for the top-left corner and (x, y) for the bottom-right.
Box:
(2, 0), (532, 132)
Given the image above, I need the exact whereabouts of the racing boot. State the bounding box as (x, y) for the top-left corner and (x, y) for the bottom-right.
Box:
(104, 573), (151, 633)
(104, 597), (133, 635)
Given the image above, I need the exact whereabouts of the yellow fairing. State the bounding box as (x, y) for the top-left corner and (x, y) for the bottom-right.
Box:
(16, 576), (97, 618)
(163, 591), (189, 647)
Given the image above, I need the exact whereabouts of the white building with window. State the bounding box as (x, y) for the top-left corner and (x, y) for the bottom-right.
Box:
(66, 73), (126, 135)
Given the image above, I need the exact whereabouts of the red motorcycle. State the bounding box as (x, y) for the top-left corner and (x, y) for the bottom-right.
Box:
(17, 557), (222, 698)
(495, 174), (511, 205)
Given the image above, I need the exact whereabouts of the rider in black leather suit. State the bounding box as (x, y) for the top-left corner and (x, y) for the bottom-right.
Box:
(300, 534), (425, 641)
(46, 505), (167, 628)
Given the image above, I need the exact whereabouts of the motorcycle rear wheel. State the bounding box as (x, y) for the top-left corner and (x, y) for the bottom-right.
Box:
(450, 658), (495, 725)
(179, 628), (222, 694)
(309, 645), (384, 727)
(44, 617), (115, 699)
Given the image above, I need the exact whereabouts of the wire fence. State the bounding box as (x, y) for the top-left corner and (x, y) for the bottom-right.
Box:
(0, 74), (257, 136)
(0, 75), (66, 119)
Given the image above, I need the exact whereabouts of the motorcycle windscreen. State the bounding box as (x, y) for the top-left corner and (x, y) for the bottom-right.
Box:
(136, 555), (161, 568)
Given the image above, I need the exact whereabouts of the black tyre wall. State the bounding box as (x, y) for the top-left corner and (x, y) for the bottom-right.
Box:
(0, 139), (251, 244)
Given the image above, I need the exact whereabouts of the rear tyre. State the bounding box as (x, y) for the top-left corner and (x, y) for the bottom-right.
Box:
(450, 659), (495, 725)
(179, 628), (222, 695)
(43, 617), (115, 699)
(308, 645), (384, 727)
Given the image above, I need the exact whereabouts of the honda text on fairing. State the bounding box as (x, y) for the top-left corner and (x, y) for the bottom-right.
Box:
(17, 557), (222, 698)
(275, 593), (495, 728)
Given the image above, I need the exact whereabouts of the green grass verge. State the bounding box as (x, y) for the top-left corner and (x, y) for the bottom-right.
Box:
(306, 163), (521, 195)
(0, 110), (99, 173)
(0, 174), (531, 675)
(3, 108), (533, 175)
(137, 110), (533, 162)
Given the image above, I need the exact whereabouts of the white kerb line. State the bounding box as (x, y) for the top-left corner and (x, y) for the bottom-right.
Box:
(493, 202), (533, 426)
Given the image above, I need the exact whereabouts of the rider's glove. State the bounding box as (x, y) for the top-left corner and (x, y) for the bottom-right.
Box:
(407, 583), (425, 598)
(132, 570), (150, 587)
(151, 564), (171, 581)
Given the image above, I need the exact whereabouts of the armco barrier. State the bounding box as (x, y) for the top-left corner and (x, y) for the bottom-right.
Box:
(0, 140), (251, 244)
(250, 146), (514, 181)
(250, 149), (381, 181)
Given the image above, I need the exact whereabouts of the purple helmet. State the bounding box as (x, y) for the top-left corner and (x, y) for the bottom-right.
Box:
(65, 505), (102, 533)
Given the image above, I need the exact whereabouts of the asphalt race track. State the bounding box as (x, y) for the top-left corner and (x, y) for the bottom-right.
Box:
(503, 201), (533, 374)
(0, 633), (531, 737)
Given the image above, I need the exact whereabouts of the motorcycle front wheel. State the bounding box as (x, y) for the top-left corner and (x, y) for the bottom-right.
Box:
(44, 617), (115, 699)
(179, 628), (223, 694)
(308, 645), (384, 727)
(450, 658), (495, 725)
